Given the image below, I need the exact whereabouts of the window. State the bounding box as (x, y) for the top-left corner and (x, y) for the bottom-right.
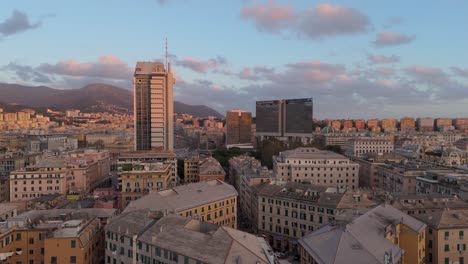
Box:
(29, 238), (34, 244)
(445, 231), (450, 239)
(16, 233), (21, 241)
(445, 258), (450, 264)
(70, 256), (77, 264)
(51, 257), (57, 264)
(428, 240), (432, 248)
(71, 240), (76, 248)
(445, 244), (450, 252)
(461, 231), (465, 238)
(460, 257), (464, 264)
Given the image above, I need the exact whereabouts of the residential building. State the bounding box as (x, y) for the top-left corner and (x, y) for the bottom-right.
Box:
(104, 210), (275, 264)
(331, 120), (342, 131)
(257, 182), (377, 252)
(9, 160), (69, 202)
(124, 180), (238, 228)
(226, 109), (252, 146)
(353, 153), (405, 188)
(418, 117), (435, 132)
(436, 118), (453, 129)
(381, 118), (397, 132)
(229, 155), (273, 232)
(0, 205), (17, 221)
(198, 156), (225, 182)
(117, 151), (177, 191)
(121, 162), (173, 206)
(367, 119), (380, 130)
(384, 194), (468, 216)
(401, 117), (416, 132)
(374, 161), (430, 195)
(454, 118), (468, 131)
(184, 155), (199, 183)
(133, 61), (175, 151)
(0, 152), (39, 201)
(0, 208), (116, 264)
(298, 204), (426, 264)
(344, 137), (394, 158)
(354, 119), (365, 130)
(273, 148), (359, 190)
(342, 120), (353, 130)
(415, 210), (468, 264)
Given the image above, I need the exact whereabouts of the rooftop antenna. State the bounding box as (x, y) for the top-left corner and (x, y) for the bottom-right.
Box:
(165, 37), (168, 70)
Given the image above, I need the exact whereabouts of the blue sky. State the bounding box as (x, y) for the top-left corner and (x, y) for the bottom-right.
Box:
(1, 0), (468, 118)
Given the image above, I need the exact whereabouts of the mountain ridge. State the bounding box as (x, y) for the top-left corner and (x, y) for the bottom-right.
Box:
(0, 82), (223, 118)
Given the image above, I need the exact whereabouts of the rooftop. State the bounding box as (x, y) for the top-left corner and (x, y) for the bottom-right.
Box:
(415, 209), (468, 229)
(276, 148), (348, 161)
(134, 62), (166, 75)
(123, 180), (238, 213)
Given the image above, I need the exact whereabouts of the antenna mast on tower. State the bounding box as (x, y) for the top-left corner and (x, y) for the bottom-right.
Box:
(165, 37), (168, 69)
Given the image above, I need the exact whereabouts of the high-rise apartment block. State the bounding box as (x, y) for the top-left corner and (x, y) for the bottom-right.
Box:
(381, 118), (397, 132)
(436, 118), (453, 130)
(256, 98), (313, 139)
(354, 119), (365, 130)
(417, 117), (434, 132)
(134, 62), (175, 151)
(226, 109), (252, 146)
(400, 117), (416, 132)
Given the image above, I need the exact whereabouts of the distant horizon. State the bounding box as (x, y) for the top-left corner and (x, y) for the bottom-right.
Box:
(1, 0), (467, 118)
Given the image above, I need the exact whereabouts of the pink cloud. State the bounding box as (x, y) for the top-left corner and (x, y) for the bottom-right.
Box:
(374, 32), (415, 47)
(174, 56), (227, 73)
(241, 0), (295, 33)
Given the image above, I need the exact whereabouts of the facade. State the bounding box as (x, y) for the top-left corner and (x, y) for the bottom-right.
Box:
(117, 151), (177, 191)
(0, 205), (17, 221)
(105, 211), (275, 264)
(124, 180), (238, 228)
(353, 153), (405, 188)
(256, 98), (313, 139)
(66, 150), (111, 194)
(381, 118), (398, 132)
(354, 119), (365, 130)
(418, 117), (435, 132)
(367, 119), (380, 130)
(273, 148), (359, 190)
(344, 138), (394, 158)
(415, 210), (468, 264)
(183, 156), (199, 183)
(257, 182), (377, 252)
(401, 117), (416, 132)
(198, 156), (225, 182)
(374, 162), (430, 195)
(226, 109), (252, 146)
(9, 160), (69, 202)
(229, 156), (273, 232)
(436, 118), (453, 131)
(133, 62), (175, 151)
(454, 118), (468, 131)
(0, 152), (39, 201)
(331, 120), (342, 131)
(0, 208), (116, 264)
(298, 204), (426, 264)
(121, 162), (173, 206)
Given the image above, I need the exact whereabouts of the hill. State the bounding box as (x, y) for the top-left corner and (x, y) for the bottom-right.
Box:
(0, 82), (223, 117)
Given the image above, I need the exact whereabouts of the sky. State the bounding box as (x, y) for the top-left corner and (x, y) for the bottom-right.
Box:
(1, 0), (468, 119)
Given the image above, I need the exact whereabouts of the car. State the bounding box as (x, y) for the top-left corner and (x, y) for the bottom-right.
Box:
(274, 252), (288, 259)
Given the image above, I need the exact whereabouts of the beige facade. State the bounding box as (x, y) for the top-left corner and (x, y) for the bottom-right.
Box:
(381, 118), (397, 132)
(184, 156), (199, 183)
(374, 163), (422, 194)
(226, 109), (252, 146)
(124, 180), (238, 228)
(9, 161), (68, 201)
(344, 138), (394, 158)
(121, 162), (172, 207)
(257, 182), (377, 253)
(416, 210), (468, 264)
(273, 148), (359, 190)
(401, 117), (416, 132)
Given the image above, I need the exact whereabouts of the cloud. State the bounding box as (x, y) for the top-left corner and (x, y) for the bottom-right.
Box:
(241, 0), (295, 33)
(404, 65), (448, 84)
(241, 2), (370, 39)
(451, 66), (468, 78)
(374, 67), (395, 77)
(174, 56), (227, 73)
(2, 62), (52, 83)
(297, 3), (370, 39)
(368, 54), (400, 64)
(0, 10), (41, 37)
(36, 55), (132, 80)
(227, 65), (275, 80)
(374, 32), (415, 47)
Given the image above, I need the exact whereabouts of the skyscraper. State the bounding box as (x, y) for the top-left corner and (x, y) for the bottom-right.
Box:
(134, 62), (175, 151)
(226, 109), (252, 146)
(256, 98), (313, 138)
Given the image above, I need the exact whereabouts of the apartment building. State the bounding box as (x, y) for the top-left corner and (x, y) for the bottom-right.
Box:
(0, 208), (116, 264)
(0, 205), (17, 221)
(66, 149), (110, 194)
(416, 210), (468, 264)
(381, 118), (398, 132)
(120, 162), (173, 206)
(273, 148), (359, 190)
(198, 156), (225, 182)
(104, 210), (275, 264)
(0, 152), (40, 202)
(353, 153), (405, 188)
(229, 155), (273, 232)
(344, 137), (394, 158)
(9, 160), (69, 202)
(256, 182), (377, 252)
(401, 117), (416, 132)
(124, 180), (238, 228)
(117, 151), (177, 190)
(298, 204), (426, 264)
(183, 156), (199, 183)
